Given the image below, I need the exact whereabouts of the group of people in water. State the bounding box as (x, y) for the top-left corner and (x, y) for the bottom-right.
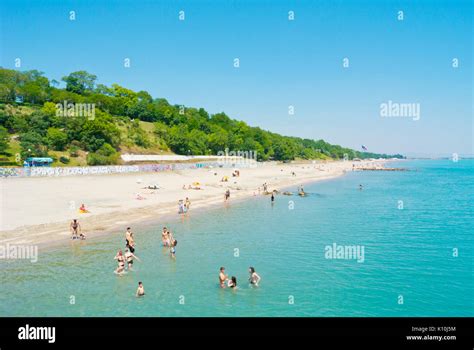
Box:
(161, 226), (178, 258)
(219, 266), (261, 289)
(114, 227), (141, 274)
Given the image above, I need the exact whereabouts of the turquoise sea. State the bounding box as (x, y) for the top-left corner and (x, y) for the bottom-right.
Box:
(0, 159), (472, 316)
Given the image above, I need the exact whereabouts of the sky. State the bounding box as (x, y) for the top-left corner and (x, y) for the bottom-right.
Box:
(0, 0), (472, 157)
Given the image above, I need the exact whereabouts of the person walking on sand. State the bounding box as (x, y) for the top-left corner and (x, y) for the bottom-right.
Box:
(136, 282), (145, 297)
(114, 250), (126, 275)
(248, 267), (261, 286)
(185, 197), (191, 211)
(219, 267), (229, 288)
(70, 219), (81, 239)
(224, 189), (230, 202)
(125, 248), (140, 270)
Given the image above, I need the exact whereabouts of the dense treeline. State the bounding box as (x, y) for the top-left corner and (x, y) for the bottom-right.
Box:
(0, 68), (403, 165)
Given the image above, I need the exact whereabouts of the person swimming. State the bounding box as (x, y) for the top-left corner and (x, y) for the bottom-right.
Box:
(227, 276), (237, 289)
(136, 281), (145, 297)
(114, 250), (126, 274)
(219, 267), (228, 288)
(248, 267), (261, 286)
(124, 248), (140, 270)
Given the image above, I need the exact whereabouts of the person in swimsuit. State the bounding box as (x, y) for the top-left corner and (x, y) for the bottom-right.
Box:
(124, 248), (140, 270)
(114, 250), (125, 274)
(127, 232), (136, 253)
(136, 282), (145, 297)
(271, 193), (275, 203)
(219, 267), (228, 288)
(227, 276), (237, 289)
(79, 204), (89, 213)
(70, 219), (81, 239)
(248, 267), (261, 286)
(125, 227), (132, 246)
(169, 239), (177, 258)
(166, 230), (174, 246)
(224, 190), (230, 201)
(161, 227), (169, 246)
(185, 197), (191, 210)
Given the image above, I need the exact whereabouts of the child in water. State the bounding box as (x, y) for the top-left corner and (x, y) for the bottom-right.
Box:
(136, 282), (145, 297)
(170, 239), (177, 258)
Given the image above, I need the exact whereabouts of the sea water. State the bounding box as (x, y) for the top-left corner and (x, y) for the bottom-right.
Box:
(0, 160), (472, 316)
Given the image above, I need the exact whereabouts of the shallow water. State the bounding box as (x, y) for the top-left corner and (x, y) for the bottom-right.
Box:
(0, 159), (472, 316)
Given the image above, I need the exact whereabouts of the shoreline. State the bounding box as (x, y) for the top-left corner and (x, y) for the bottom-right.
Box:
(0, 160), (389, 250)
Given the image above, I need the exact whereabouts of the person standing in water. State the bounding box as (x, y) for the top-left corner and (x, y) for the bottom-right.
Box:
(219, 267), (229, 288)
(227, 276), (237, 289)
(136, 282), (145, 297)
(170, 239), (177, 258)
(161, 227), (169, 246)
(271, 193), (275, 203)
(248, 267), (261, 286)
(114, 250), (126, 274)
(126, 232), (136, 253)
(124, 248), (140, 270)
(224, 190), (230, 202)
(125, 227), (132, 247)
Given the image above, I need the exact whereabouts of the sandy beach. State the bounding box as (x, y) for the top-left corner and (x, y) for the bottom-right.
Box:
(0, 160), (385, 247)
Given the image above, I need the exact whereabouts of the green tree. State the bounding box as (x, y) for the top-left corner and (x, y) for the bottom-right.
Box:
(0, 126), (9, 154)
(62, 71), (97, 94)
(46, 127), (68, 151)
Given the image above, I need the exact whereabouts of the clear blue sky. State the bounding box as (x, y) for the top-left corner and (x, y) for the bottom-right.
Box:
(1, 0), (472, 156)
